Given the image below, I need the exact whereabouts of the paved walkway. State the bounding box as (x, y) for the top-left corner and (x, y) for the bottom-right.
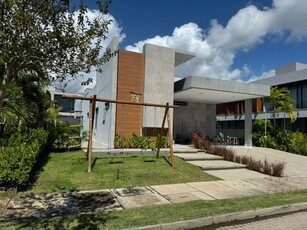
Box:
(233, 146), (307, 177)
(1, 146), (307, 228)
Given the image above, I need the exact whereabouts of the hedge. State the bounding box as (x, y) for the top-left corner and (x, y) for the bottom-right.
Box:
(0, 128), (48, 188)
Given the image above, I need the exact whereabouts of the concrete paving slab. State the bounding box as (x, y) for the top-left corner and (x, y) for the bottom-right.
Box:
(217, 180), (268, 196)
(175, 153), (223, 161)
(244, 177), (299, 194)
(192, 191), (216, 200)
(188, 160), (246, 170)
(203, 168), (266, 180)
(164, 192), (201, 203)
(282, 177), (307, 190)
(116, 194), (170, 209)
(114, 187), (153, 197)
(150, 183), (198, 195)
(187, 181), (248, 199)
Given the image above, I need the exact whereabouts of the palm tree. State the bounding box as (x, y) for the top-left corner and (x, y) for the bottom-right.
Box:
(0, 83), (33, 134)
(269, 86), (298, 131)
(45, 102), (62, 127)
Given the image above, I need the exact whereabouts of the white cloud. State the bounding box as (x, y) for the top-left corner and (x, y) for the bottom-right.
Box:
(52, 11), (126, 95)
(248, 69), (275, 82)
(126, 0), (307, 82)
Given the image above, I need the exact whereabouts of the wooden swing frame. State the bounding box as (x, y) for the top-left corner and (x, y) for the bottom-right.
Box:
(63, 94), (177, 172)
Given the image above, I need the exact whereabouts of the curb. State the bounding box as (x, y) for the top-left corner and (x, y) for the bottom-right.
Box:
(124, 202), (307, 230)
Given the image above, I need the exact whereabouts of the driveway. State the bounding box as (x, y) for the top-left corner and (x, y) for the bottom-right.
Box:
(232, 146), (307, 177)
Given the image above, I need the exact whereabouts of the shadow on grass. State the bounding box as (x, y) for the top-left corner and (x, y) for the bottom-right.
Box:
(15, 212), (117, 230)
(20, 151), (51, 192)
(91, 157), (98, 170)
(162, 156), (172, 167)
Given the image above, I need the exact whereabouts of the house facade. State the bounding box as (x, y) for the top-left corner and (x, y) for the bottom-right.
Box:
(217, 62), (307, 136)
(48, 87), (81, 125)
(81, 37), (270, 148)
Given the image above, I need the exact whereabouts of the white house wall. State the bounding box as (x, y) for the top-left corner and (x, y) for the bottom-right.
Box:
(174, 102), (216, 139)
(143, 44), (175, 129)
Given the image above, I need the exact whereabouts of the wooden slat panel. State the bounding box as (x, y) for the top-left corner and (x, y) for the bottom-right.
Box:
(115, 50), (145, 138)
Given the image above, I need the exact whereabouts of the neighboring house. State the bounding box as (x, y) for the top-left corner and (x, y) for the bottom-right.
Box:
(80, 37), (270, 148)
(217, 62), (307, 136)
(48, 87), (81, 125)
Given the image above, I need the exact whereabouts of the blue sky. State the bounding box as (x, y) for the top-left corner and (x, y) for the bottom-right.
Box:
(63, 0), (307, 93)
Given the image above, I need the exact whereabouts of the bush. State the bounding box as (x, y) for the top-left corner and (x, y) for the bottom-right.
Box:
(258, 135), (277, 149)
(0, 128), (48, 188)
(275, 131), (293, 152)
(271, 161), (286, 177)
(114, 133), (169, 149)
(288, 131), (307, 155)
(199, 138), (213, 152)
(262, 158), (272, 175)
(48, 123), (81, 150)
(246, 158), (262, 172)
(241, 155), (250, 165)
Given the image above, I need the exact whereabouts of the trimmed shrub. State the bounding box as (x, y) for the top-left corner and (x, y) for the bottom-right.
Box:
(113, 133), (169, 149)
(0, 128), (48, 188)
(199, 138), (213, 152)
(241, 155), (251, 165)
(246, 158), (262, 172)
(271, 161), (286, 177)
(262, 158), (272, 175)
(234, 155), (241, 164)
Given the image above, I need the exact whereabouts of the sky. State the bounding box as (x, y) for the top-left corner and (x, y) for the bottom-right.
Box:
(60, 0), (307, 93)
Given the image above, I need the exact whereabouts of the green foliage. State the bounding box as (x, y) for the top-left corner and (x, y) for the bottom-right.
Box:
(287, 131), (307, 155)
(258, 135), (277, 149)
(114, 133), (169, 149)
(0, 143), (38, 187)
(0, 0), (116, 103)
(269, 86), (298, 123)
(49, 123), (81, 150)
(252, 119), (273, 146)
(0, 83), (33, 134)
(0, 128), (48, 188)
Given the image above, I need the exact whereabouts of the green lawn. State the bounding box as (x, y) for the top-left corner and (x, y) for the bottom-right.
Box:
(26, 150), (219, 194)
(2, 190), (307, 229)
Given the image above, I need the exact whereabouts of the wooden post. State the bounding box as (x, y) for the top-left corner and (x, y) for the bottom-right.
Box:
(166, 109), (175, 168)
(88, 95), (97, 173)
(156, 103), (169, 159)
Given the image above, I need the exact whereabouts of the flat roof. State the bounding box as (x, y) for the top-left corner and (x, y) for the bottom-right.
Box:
(254, 67), (307, 86)
(174, 50), (195, 66)
(174, 76), (270, 104)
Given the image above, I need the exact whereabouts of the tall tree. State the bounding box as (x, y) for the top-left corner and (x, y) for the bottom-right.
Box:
(0, 0), (116, 117)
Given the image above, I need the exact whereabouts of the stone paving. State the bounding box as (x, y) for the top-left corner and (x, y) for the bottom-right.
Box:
(0, 190), (122, 221)
(214, 211), (307, 230)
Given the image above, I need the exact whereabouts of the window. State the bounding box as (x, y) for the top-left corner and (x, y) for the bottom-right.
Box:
(303, 84), (307, 108)
(54, 95), (74, 112)
(289, 86), (298, 107)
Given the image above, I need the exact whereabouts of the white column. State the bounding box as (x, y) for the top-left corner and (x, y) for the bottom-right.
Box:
(244, 99), (253, 147)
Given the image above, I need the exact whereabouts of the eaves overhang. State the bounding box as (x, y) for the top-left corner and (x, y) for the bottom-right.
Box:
(174, 76), (270, 104)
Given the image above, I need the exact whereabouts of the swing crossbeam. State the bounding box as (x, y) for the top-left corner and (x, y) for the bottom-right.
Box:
(63, 94), (177, 172)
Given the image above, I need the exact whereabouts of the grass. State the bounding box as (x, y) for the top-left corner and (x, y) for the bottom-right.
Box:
(2, 189), (307, 229)
(24, 150), (219, 194)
